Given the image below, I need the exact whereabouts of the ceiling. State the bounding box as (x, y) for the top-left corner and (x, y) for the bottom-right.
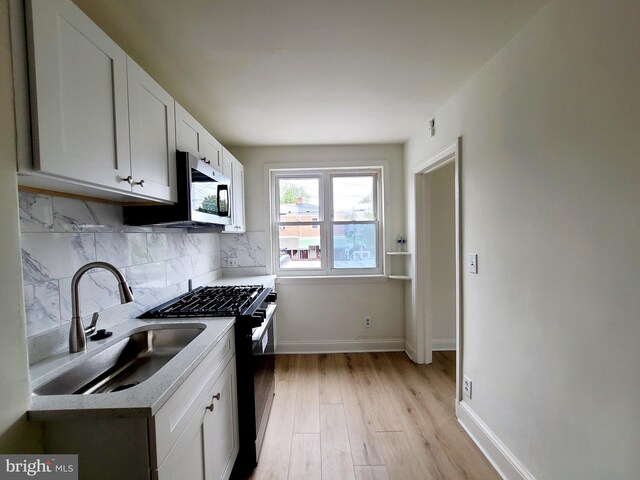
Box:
(73, 0), (549, 147)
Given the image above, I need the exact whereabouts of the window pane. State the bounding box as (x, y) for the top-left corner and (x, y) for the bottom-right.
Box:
(278, 224), (322, 269)
(279, 178), (320, 222)
(333, 223), (377, 269)
(332, 176), (375, 221)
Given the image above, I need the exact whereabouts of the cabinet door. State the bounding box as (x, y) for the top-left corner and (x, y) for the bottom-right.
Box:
(203, 131), (223, 172)
(26, 0), (131, 192)
(176, 102), (205, 157)
(155, 416), (206, 480)
(156, 358), (239, 480)
(231, 160), (246, 233)
(221, 148), (234, 179)
(203, 359), (239, 480)
(127, 58), (177, 202)
(223, 152), (246, 233)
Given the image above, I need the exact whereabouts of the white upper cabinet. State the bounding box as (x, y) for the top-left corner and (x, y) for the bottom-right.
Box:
(127, 58), (177, 202)
(23, 0), (176, 203)
(175, 102), (205, 157)
(25, 0), (132, 193)
(203, 130), (223, 172)
(223, 149), (246, 233)
(176, 102), (223, 171)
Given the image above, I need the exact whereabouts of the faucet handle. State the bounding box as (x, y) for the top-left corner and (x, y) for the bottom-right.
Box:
(85, 312), (99, 336)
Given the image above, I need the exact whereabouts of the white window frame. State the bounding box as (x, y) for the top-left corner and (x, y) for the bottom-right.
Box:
(272, 168), (383, 277)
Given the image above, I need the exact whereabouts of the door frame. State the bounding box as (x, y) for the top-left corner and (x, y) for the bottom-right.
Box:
(411, 137), (463, 401)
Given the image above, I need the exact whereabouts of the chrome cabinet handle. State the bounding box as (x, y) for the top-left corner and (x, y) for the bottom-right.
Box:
(125, 176), (145, 187)
(205, 393), (221, 412)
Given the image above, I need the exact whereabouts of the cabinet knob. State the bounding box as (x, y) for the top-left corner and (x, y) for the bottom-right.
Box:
(205, 393), (221, 412)
(125, 176), (145, 187)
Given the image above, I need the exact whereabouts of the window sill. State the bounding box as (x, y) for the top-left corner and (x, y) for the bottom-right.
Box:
(275, 274), (389, 285)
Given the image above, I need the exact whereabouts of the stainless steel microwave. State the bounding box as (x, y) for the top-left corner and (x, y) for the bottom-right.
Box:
(123, 151), (231, 229)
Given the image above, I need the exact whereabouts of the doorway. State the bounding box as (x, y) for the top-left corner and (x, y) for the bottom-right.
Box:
(410, 138), (462, 401)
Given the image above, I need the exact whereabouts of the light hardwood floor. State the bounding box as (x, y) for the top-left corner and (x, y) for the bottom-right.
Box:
(247, 352), (499, 480)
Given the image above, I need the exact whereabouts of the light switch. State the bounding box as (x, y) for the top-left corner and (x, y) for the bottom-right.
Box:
(469, 254), (478, 274)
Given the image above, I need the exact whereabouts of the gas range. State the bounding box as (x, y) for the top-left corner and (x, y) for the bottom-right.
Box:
(139, 285), (275, 326)
(140, 283), (277, 475)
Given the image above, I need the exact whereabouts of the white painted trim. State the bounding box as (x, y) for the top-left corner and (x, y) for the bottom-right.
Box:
(276, 275), (388, 285)
(404, 342), (417, 361)
(276, 339), (404, 354)
(410, 137), (461, 375)
(9, 0), (33, 174)
(457, 401), (536, 480)
(432, 339), (456, 351)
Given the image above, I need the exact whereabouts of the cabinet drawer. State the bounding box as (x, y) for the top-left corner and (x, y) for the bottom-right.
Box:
(150, 327), (235, 467)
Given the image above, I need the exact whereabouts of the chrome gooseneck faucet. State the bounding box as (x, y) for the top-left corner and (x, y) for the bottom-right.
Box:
(69, 262), (134, 353)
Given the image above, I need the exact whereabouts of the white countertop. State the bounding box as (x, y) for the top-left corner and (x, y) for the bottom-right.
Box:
(29, 317), (234, 421)
(28, 274), (276, 421)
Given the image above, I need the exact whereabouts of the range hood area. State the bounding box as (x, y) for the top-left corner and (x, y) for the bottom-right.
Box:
(123, 151), (232, 231)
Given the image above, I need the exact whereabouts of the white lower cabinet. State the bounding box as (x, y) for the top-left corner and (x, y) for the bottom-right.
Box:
(155, 358), (239, 480)
(40, 328), (238, 480)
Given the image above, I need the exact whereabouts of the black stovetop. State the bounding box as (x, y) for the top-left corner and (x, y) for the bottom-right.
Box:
(140, 285), (266, 318)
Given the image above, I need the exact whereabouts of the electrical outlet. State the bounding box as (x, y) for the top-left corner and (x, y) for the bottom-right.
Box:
(364, 316), (372, 328)
(463, 376), (472, 399)
(226, 258), (238, 267)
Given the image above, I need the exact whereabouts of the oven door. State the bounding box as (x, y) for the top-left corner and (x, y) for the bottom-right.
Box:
(251, 302), (276, 458)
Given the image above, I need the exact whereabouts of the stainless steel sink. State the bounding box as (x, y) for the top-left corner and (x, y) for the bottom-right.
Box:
(34, 326), (204, 396)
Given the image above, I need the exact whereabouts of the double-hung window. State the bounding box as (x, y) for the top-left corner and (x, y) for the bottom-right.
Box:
(272, 169), (382, 276)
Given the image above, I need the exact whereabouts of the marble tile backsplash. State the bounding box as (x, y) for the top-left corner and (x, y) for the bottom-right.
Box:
(19, 192), (221, 360)
(221, 231), (267, 268)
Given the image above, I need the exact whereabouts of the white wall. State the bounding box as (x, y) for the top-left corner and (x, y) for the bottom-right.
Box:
(232, 145), (406, 352)
(0, 0), (42, 452)
(405, 1), (640, 478)
(429, 163), (456, 349)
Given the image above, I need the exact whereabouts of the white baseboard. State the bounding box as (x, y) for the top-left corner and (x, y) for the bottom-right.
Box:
(457, 401), (535, 480)
(432, 338), (456, 351)
(276, 338), (405, 354)
(404, 342), (417, 362)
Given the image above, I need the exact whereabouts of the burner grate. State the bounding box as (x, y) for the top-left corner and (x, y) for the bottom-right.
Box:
(145, 285), (264, 318)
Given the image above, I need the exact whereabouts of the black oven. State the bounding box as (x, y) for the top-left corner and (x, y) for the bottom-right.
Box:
(251, 303), (276, 460)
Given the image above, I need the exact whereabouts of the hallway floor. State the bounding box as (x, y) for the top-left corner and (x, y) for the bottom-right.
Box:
(248, 352), (499, 480)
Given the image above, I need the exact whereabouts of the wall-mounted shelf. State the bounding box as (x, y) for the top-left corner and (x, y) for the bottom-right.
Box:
(386, 251), (411, 280)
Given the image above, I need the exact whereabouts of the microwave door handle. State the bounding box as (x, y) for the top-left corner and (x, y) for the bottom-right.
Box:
(217, 184), (229, 217)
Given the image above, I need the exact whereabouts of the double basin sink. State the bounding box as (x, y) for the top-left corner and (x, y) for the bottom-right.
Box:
(34, 326), (204, 396)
